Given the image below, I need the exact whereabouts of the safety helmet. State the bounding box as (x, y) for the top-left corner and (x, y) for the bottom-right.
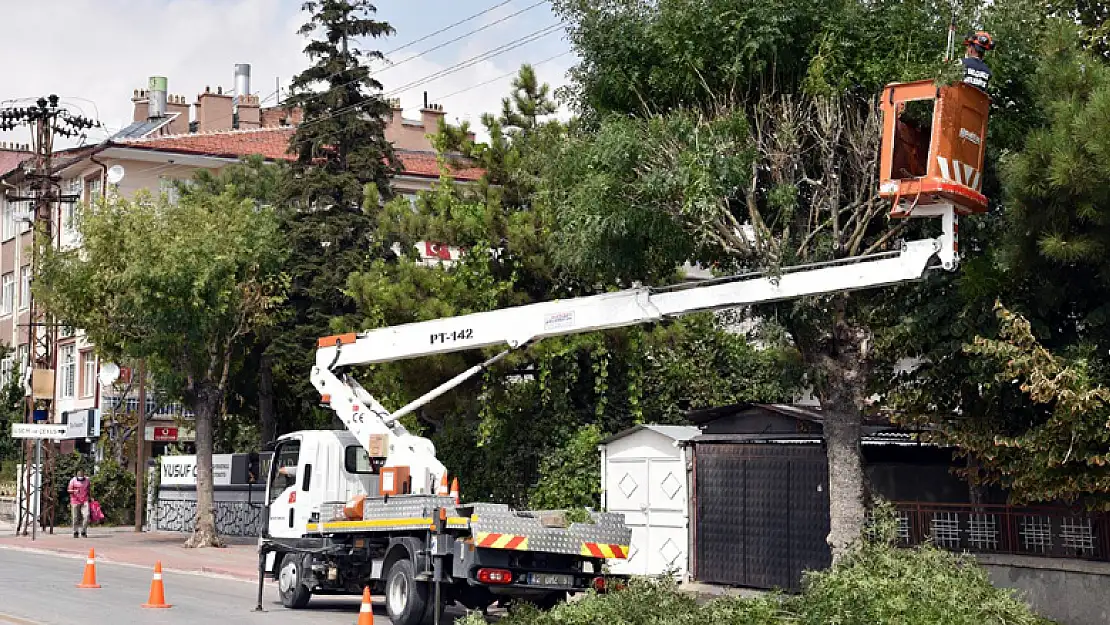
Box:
(964, 30), (995, 52)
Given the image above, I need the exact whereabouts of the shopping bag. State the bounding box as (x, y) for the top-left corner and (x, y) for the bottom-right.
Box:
(89, 499), (105, 524)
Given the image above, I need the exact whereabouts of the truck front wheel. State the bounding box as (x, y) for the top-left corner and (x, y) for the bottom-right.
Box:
(278, 553), (312, 609)
(384, 558), (432, 625)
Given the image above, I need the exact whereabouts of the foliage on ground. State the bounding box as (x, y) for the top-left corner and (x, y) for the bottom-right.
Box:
(459, 505), (1048, 625)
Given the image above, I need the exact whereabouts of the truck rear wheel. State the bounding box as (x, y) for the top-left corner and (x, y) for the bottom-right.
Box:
(384, 558), (431, 625)
(278, 553), (312, 609)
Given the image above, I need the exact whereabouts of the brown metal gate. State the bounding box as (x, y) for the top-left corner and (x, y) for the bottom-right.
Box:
(693, 443), (831, 591)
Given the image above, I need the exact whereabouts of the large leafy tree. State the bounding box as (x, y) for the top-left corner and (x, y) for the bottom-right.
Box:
(546, 0), (1042, 557)
(338, 68), (802, 506)
(267, 0), (400, 436)
(35, 162), (286, 547)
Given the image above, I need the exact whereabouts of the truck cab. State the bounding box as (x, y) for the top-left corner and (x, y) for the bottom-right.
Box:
(266, 430), (379, 540)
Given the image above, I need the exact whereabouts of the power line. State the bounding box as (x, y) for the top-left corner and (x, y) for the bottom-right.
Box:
(380, 0), (521, 56)
(287, 1), (542, 109)
(377, 0), (549, 75)
(437, 50), (572, 101)
(384, 23), (565, 97)
(293, 22), (566, 131)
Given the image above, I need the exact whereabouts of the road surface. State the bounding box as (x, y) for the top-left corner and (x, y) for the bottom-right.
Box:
(0, 548), (470, 624)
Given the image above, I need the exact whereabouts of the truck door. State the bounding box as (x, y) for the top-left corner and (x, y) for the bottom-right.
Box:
(266, 438), (303, 539)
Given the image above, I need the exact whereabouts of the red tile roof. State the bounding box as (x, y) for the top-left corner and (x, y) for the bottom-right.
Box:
(117, 128), (485, 181)
(0, 149), (31, 177)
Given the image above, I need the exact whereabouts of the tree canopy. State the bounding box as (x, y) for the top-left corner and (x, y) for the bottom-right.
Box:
(35, 158), (287, 546)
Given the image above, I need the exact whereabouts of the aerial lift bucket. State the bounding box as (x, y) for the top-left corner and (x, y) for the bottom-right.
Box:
(879, 79), (990, 218)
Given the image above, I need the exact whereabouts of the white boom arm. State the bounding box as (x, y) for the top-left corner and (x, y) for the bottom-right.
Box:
(312, 211), (957, 494)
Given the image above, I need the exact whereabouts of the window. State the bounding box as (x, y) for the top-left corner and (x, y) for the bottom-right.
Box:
(0, 273), (13, 316)
(268, 439), (301, 504)
(344, 446), (377, 474)
(301, 464), (313, 491)
(80, 350), (96, 398)
(59, 344), (76, 399)
(0, 356), (12, 383)
(84, 176), (102, 207)
(19, 266), (29, 310)
(2, 200), (13, 241)
(59, 325), (75, 339)
(17, 344), (28, 377)
(159, 177), (181, 205)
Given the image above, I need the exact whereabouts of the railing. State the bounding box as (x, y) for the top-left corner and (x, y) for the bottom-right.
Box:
(892, 501), (1110, 562)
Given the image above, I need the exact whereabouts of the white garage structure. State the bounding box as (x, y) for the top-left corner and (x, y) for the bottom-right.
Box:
(599, 425), (700, 579)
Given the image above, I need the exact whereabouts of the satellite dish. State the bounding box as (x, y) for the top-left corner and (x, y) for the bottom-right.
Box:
(99, 362), (120, 387)
(106, 165), (125, 185)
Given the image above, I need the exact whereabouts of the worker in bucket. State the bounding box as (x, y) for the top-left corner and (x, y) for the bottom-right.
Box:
(961, 31), (994, 93)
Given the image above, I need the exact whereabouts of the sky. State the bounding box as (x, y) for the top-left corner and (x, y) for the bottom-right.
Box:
(0, 0), (577, 148)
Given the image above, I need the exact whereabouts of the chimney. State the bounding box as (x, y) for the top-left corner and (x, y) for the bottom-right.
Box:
(132, 88), (149, 122)
(238, 94), (261, 130)
(148, 76), (168, 118)
(164, 94), (190, 135)
(195, 86), (234, 133)
(384, 97), (404, 143)
(420, 100), (446, 134)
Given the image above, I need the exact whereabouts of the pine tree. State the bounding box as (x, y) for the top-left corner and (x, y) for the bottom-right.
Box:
(499, 64), (557, 133)
(268, 0), (399, 433)
(285, 0), (399, 204)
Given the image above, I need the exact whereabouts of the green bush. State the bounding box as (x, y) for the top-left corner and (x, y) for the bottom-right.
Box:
(457, 577), (787, 625)
(50, 454), (134, 526)
(52, 452), (93, 525)
(528, 425), (603, 510)
(463, 503), (1050, 625)
(796, 502), (1047, 625)
(90, 459), (135, 526)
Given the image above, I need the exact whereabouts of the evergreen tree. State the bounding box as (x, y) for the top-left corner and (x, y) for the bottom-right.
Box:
(499, 63), (558, 133)
(268, 0), (399, 433)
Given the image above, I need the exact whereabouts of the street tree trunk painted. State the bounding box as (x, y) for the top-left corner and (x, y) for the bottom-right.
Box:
(185, 383), (223, 548)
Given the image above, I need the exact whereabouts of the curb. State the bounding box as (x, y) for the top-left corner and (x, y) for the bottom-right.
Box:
(0, 543), (259, 583)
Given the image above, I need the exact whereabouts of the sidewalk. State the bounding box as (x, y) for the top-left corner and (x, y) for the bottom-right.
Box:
(0, 525), (260, 580)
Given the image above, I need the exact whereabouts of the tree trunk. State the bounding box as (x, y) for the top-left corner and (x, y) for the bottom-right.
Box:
(793, 296), (870, 563)
(823, 405), (866, 560)
(185, 383), (223, 548)
(967, 453), (985, 507)
(259, 349), (276, 447)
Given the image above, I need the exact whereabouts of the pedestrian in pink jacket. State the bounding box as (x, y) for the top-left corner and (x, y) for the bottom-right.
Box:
(68, 468), (91, 538)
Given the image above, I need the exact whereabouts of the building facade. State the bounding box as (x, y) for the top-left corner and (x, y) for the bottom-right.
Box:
(0, 69), (482, 458)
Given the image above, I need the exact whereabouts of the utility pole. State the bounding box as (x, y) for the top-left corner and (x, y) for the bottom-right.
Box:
(2, 97), (97, 536)
(134, 359), (146, 531)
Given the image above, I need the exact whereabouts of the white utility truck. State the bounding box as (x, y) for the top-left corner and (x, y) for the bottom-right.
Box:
(256, 77), (989, 625)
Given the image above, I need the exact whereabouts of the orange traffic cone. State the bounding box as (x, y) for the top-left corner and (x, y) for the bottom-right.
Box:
(437, 473), (449, 496)
(449, 478), (460, 504)
(77, 548), (101, 588)
(357, 586), (374, 625)
(141, 561), (172, 608)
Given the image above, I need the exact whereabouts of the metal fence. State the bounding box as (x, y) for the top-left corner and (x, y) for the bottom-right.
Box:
(892, 501), (1110, 562)
(153, 499), (266, 537)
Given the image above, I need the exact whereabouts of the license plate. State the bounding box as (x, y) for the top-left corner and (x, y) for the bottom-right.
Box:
(527, 573), (574, 587)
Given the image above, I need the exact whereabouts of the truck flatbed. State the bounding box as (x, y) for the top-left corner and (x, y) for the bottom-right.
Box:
(308, 495), (631, 559)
